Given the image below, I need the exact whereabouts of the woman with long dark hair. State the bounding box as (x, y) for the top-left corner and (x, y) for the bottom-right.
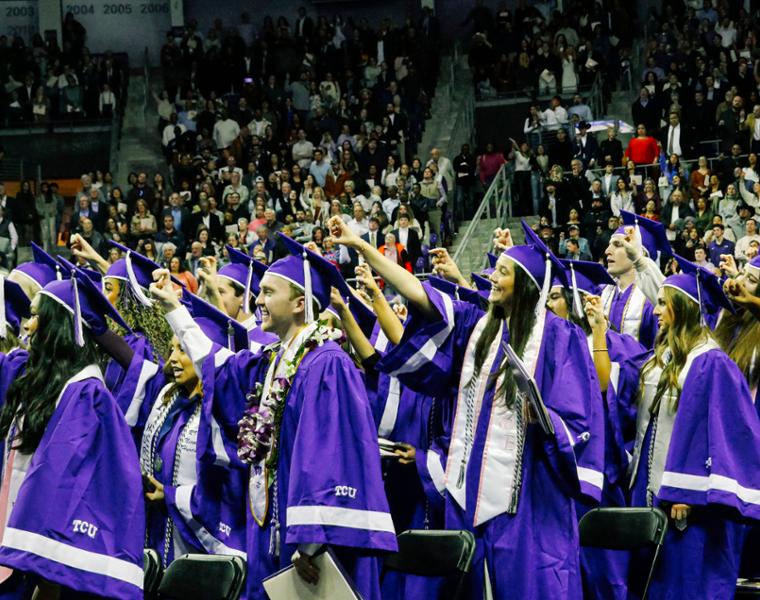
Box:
(328, 216), (603, 599)
(627, 263), (760, 598)
(0, 271), (144, 599)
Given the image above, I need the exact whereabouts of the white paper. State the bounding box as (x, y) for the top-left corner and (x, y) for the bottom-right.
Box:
(263, 550), (361, 600)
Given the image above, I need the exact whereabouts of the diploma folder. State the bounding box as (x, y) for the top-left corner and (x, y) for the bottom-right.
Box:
(263, 548), (363, 600)
(501, 341), (554, 436)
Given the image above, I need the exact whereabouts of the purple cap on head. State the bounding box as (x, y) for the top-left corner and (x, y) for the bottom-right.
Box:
(615, 210), (672, 259)
(39, 269), (131, 345)
(502, 221), (568, 290)
(12, 243), (63, 290)
(663, 255), (734, 323)
(185, 292), (249, 351)
(218, 246), (269, 313)
(559, 258), (615, 318)
(747, 254), (760, 274)
(0, 277), (30, 338)
(428, 275), (487, 308)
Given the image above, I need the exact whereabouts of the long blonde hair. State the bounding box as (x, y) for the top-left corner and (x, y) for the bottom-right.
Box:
(714, 306), (760, 391)
(640, 287), (709, 414)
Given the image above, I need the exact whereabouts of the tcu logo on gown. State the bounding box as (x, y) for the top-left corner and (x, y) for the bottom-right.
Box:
(334, 485), (357, 498)
(72, 519), (99, 539)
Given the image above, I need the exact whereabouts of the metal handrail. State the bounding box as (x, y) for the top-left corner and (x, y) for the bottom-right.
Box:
(452, 164), (512, 266)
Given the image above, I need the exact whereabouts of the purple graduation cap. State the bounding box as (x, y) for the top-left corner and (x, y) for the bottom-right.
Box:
(0, 276), (30, 338)
(39, 269), (131, 346)
(559, 258), (615, 318)
(747, 254), (760, 277)
(665, 255), (734, 325)
(268, 233), (342, 323)
(471, 271), (492, 298)
(107, 240), (182, 305)
(55, 255), (103, 285)
(12, 242), (63, 290)
(615, 210), (673, 260)
(185, 292), (249, 351)
(217, 246), (269, 314)
(428, 275), (487, 307)
(482, 252), (499, 276)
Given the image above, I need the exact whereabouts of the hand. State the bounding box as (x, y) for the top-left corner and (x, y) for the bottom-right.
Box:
(69, 233), (100, 263)
(355, 263), (380, 298)
(724, 278), (755, 306)
(145, 475), (165, 503)
(670, 503), (691, 521)
(304, 241), (322, 255)
(622, 226), (643, 261)
(393, 302), (408, 321)
(493, 227), (513, 251)
(199, 256), (218, 277)
(430, 248), (465, 284)
(329, 286), (347, 312)
(293, 552), (320, 585)
(393, 442), (416, 464)
(719, 254), (739, 277)
(584, 295), (607, 331)
(327, 216), (361, 249)
(150, 268), (181, 311)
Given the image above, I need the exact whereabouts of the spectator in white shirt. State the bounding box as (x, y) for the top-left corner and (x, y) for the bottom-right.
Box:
(212, 110), (240, 150)
(736, 217), (760, 262)
(247, 108), (271, 137)
(540, 96), (568, 130)
(346, 202), (370, 236)
(222, 171), (250, 206)
(292, 129), (315, 170)
(162, 113), (186, 148)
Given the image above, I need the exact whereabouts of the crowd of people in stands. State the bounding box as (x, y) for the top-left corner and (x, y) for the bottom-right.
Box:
(0, 14), (127, 124)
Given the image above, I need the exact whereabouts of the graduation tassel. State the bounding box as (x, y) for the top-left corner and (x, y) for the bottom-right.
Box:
(72, 275), (85, 347)
(695, 271), (706, 328)
(302, 251), (314, 324)
(242, 262), (254, 315)
(0, 275), (6, 340)
(55, 264), (62, 281)
(569, 262), (583, 319)
(125, 251), (153, 307)
(227, 321), (235, 351)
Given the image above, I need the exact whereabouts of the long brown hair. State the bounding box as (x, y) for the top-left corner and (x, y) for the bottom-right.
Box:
(714, 307), (760, 391)
(640, 287), (708, 414)
(471, 260), (540, 407)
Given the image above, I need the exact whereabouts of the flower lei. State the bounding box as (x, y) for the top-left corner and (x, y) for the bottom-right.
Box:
(237, 320), (346, 471)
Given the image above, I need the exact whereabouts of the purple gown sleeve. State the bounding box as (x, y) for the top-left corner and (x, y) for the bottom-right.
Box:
(657, 351), (760, 520)
(0, 377), (145, 599)
(284, 348), (398, 552)
(0, 349), (28, 408)
(377, 283), (483, 397)
(637, 302), (659, 349)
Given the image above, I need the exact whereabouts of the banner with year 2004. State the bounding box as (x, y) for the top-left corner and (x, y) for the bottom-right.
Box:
(62, 0), (171, 66)
(0, 0), (39, 44)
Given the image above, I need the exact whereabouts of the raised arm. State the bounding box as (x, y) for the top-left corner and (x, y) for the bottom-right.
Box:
(330, 288), (375, 361)
(328, 216), (438, 320)
(355, 263), (403, 345)
(69, 233), (111, 274)
(584, 295), (611, 392)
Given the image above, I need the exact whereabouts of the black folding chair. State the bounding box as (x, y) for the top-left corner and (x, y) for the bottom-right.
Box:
(143, 549), (163, 599)
(579, 507), (668, 600)
(157, 554), (247, 600)
(736, 579), (760, 598)
(383, 529), (476, 600)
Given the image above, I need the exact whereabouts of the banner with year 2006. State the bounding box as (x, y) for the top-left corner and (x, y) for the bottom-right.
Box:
(0, 0), (39, 44)
(62, 0), (171, 66)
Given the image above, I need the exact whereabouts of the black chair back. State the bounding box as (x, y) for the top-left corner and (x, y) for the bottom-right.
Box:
(579, 507), (668, 600)
(384, 530), (476, 600)
(157, 554), (247, 600)
(143, 549), (163, 599)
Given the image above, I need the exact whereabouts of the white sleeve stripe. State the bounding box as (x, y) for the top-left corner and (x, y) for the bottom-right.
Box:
(174, 486), (246, 558)
(377, 377), (401, 438)
(211, 416), (230, 466)
(1, 527), (143, 588)
(124, 360), (160, 427)
(661, 471), (760, 505)
(426, 450), (446, 495)
(286, 505), (395, 534)
(577, 467), (604, 490)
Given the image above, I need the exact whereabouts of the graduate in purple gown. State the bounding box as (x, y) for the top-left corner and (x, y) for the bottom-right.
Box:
(628, 266), (760, 599)
(328, 216), (604, 599)
(7, 243), (62, 301)
(546, 259), (648, 600)
(149, 234), (396, 600)
(0, 279), (30, 404)
(140, 294), (249, 567)
(601, 212), (669, 349)
(194, 245), (278, 353)
(0, 271), (145, 599)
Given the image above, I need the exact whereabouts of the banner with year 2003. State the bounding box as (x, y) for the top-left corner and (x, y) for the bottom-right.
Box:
(62, 0), (171, 66)
(0, 0), (39, 44)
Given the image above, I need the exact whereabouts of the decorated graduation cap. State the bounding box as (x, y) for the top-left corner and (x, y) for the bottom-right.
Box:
(428, 275), (486, 308)
(12, 242), (63, 290)
(0, 276), (30, 338)
(559, 259), (615, 318)
(217, 246), (269, 314)
(106, 241), (182, 305)
(663, 255), (733, 324)
(39, 268), (131, 346)
(268, 233), (342, 323)
(185, 292), (249, 351)
(615, 211), (673, 260)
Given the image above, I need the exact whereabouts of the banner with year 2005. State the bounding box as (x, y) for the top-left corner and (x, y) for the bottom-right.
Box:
(0, 0), (39, 44)
(62, 0), (171, 66)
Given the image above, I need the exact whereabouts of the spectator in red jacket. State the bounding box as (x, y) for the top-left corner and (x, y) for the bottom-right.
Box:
(623, 124), (660, 166)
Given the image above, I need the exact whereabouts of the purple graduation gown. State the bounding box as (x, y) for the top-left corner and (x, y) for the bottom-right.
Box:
(165, 307), (396, 600)
(601, 283), (658, 349)
(0, 365), (145, 599)
(629, 342), (760, 599)
(377, 284), (605, 600)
